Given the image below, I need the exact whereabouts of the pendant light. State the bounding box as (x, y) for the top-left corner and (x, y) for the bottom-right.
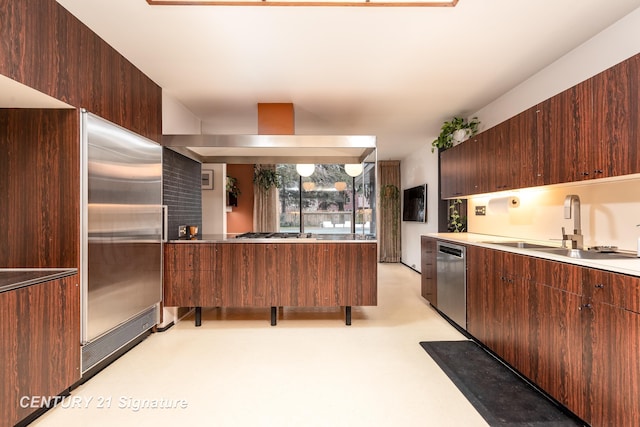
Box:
(345, 163), (363, 177)
(296, 164), (315, 177)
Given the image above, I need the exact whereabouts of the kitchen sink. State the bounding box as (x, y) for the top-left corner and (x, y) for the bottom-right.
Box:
(531, 247), (637, 260)
(483, 241), (558, 249)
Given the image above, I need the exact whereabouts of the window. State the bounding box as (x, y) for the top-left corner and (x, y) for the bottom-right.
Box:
(277, 163), (375, 235)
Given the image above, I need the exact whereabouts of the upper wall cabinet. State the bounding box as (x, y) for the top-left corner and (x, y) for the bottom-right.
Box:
(440, 54), (640, 199)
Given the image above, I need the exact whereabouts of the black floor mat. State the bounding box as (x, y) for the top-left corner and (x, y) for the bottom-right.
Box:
(419, 340), (584, 427)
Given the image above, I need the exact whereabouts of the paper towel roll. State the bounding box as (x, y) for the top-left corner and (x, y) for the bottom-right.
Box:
(488, 197), (511, 214)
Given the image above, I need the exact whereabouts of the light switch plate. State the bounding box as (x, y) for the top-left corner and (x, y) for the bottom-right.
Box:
(475, 206), (486, 216)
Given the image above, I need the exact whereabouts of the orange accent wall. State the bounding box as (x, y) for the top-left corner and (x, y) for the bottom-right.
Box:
(226, 164), (255, 233)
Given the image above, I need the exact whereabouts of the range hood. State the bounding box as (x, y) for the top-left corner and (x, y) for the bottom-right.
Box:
(162, 134), (376, 164)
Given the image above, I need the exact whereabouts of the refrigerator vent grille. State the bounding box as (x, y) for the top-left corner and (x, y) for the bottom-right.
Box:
(81, 306), (157, 373)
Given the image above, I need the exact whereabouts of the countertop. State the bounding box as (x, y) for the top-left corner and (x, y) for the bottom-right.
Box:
(428, 233), (640, 278)
(169, 233), (377, 243)
(0, 268), (78, 294)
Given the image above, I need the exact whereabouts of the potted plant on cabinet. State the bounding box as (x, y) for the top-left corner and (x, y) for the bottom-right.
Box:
(431, 116), (480, 152)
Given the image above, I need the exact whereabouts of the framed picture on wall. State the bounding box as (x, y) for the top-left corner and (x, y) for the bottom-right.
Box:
(202, 170), (214, 190)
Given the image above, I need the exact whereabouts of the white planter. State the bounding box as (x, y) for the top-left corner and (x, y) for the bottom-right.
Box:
(452, 129), (469, 146)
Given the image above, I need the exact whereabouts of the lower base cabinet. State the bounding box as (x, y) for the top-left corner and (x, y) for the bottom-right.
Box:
(1, 276), (81, 426)
(466, 245), (640, 427)
(420, 236), (437, 305)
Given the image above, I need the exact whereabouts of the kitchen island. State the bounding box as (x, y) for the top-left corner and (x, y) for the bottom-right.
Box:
(164, 234), (377, 326)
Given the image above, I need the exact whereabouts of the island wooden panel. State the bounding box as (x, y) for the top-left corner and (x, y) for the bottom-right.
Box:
(1, 275), (80, 426)
(164, 242), (377, 308)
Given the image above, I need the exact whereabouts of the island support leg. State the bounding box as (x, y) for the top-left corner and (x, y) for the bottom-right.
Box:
(345, 306), (352, 326)
(271, 306), (277, 326)
(195, 306), (202, 327)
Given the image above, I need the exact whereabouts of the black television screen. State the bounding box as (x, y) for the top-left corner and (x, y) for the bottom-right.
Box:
(402, 184), (427, 222)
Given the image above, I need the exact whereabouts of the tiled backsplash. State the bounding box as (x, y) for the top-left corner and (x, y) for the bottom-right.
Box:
(163, 148), (202, 240)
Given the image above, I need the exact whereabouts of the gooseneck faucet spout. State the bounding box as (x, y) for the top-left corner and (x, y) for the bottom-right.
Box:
(563, 194), (583, 249)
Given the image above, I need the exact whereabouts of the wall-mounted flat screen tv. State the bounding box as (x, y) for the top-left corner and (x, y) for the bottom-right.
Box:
(402, 184), (427, 222)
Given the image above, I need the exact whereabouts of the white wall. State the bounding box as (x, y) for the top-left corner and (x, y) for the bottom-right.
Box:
(162, 91), (201, 134)
(202, 163), (227, 234)
(400, 7), (640, 270)
(160, 92), (203, 327)
(468, 177), (640, 251)
(400, 140), (440, 270)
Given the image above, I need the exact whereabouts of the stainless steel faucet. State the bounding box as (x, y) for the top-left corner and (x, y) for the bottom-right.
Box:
(562, 194), (583, 249)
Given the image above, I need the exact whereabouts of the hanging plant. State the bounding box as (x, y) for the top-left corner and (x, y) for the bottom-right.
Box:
(448, 198), (467, 232)
(380, 184), (401, 238)
(253, 166), (280, 191)
(226, 176), (241, 198)
(431, 116), (480, 152)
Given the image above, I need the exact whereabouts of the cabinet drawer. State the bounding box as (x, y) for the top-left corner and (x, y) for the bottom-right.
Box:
(587, 269), (640, 313)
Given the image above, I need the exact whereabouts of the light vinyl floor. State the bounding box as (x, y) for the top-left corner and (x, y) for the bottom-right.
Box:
(32, 263), (488, 427)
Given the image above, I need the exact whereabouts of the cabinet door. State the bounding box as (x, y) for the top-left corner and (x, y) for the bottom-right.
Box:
(583, 269), (640, 427)
(591, 54), (640, 178)
(217, 243), (274, 307)
(486, 121), (512, 192)
(164, 243), (218, 307)
(420, 236), (437, 305)
(588, 302), (640, 427)
(1, 276), (81, 426)
(522, 258), (588, 420)
(508, 106), (544, 188)
(521, 281), (587, 418)
(439, 146), (465, 198)
(539, 83), (591, 185)
(466, 246), (494, 344)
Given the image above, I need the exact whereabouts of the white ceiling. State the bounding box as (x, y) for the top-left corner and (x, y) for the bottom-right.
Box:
(24, 1), (640, 159)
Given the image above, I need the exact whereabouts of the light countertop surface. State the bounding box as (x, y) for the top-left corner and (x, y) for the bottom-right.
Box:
(428, 233), (640, 277)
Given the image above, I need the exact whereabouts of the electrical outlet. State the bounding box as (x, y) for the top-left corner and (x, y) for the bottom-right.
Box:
(178, 225), (187, 238)
(475, 206), (486, 216)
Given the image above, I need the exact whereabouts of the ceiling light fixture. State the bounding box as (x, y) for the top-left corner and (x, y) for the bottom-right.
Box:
(296, 164), (315, 177)
(147, 0), (457, 7)
(344, 164), (363, 177)
(334, 181), (348, 192)
(302, 182), (315, 191)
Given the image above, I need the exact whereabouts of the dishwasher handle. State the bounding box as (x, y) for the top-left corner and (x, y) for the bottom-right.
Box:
(438, 244), (465, 258)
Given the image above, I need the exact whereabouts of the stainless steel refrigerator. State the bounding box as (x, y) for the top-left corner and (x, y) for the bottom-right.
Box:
(80, 111), (163, 374)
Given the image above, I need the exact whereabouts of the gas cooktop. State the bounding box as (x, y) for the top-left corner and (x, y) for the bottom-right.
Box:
(235, 232), (313, 239)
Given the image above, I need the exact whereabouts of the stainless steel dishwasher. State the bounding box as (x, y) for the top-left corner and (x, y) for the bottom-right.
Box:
(436, 241), (467, 330)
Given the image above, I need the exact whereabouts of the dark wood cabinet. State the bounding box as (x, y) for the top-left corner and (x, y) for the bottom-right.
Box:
(439, 53), (640, 198)
(164, 242), (377, 309)
(420, 236), (437, 305)
(582, 269), (640, 427)
(591, 54), (640, 178)
(439, 144), (466, 199)
(525, 258), (587, 417)
(539, 78), (594, 184)
(465, 243), (640, 426)
(1, 276), (81, 426)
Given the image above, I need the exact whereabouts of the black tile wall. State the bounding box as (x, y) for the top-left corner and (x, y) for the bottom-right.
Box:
(163, 148), (202, 240)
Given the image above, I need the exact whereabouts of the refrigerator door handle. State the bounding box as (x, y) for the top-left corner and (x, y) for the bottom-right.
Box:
(162, 205), (168, 242)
